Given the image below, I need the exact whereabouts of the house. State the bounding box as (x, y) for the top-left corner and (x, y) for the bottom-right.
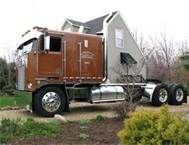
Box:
(61, 11), (146, 83)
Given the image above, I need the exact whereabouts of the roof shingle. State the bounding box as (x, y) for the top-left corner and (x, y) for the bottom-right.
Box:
(64, 11), (118, 34)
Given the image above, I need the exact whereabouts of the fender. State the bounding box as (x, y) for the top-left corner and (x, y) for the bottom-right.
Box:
(143, 83), (158, 101)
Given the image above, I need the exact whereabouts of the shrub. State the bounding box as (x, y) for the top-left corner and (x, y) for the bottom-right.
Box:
(79, 119), (91, 129)
(2, 85), (15, 96)
(0, 118), (22, 143)
(0, 118), (61, 143)
(22, 118), (61, 137)
(96, 114), (106, 121)
(114, 101), (137, 120)
(186, 84), (189, 94)
(79, 133), (89, 140)
(79, 120), (90, 141)
(118, 106), (189, 145)
(0, 58), (16, 92)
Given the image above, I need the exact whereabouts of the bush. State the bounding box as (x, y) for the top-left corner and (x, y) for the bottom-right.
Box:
(0, 118), (61, 143)
(96, 114), (106, 121)
(114, 101), (137, 120)
(0, 58), (16, 92)
(0, 118), (22, 143)
(2, 85), (15, 96)
(186, 84), (189, 94)
(79, 133), (89, 140)
(79, 119), (90, 141)
(79, 119), (91, 129)
(22, 118), (60, 137)
(118, 106), (189, 145)
(79, 119), (91, 126)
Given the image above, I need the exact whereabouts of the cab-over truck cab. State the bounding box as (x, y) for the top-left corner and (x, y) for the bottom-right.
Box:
(17, 27), (137, 117)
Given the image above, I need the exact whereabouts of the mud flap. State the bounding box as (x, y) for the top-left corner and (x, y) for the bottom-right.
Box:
(32, 92), (36, 112)
(131, 86), (144, 103)
(183, 93), (188, 103)
(64, 101), (70, 112)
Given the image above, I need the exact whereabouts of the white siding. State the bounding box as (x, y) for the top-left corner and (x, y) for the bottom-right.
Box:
(106, 14), (146, 83)
(61, 21), (79, 32)
(62, 22), (72, 32)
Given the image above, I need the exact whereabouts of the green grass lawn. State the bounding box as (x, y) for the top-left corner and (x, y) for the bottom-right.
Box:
(0, 91), (32, 108)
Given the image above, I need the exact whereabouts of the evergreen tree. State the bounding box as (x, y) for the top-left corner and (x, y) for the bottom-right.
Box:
(180, 52), (189, 71)
(0, 57), (16, 94)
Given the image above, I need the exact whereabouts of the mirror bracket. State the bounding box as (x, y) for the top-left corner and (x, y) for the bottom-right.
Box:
(44, 36), (50, 51)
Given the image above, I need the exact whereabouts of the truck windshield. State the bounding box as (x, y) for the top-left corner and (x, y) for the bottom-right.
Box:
(18, 38), (37, 54)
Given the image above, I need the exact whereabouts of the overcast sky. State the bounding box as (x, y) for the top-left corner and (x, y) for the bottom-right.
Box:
(0, 0), (189, 57)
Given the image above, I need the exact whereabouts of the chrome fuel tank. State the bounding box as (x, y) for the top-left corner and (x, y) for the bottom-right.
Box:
(90, 86), (125, 103)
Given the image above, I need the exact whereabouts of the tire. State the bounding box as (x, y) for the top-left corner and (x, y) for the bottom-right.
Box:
(33, 86), (66, 117)
(167, 83), (175, 103)
(32, 93), (36, 112)
(151, 84), (169, 106)
(169, 84), (187, 105)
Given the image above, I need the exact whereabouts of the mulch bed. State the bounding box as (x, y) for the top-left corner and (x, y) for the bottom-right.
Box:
(8, 118), (123, 145)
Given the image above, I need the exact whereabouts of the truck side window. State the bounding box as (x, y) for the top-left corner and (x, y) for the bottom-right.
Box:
(50, 37), (61, 52)
(20, 38), (37, 54)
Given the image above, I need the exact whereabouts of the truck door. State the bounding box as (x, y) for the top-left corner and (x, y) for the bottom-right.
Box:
(80, 36), (104, 82)
(63, 34), (80, 82)
(38, 36), (62, 77)
(64, 33), (104, 83)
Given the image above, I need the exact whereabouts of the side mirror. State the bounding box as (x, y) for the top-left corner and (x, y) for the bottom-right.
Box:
(44, 36), (50, 51)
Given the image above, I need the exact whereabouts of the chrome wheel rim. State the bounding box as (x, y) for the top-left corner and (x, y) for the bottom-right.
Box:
(175, 88), (184, 102)
(159, 89), (168, 103)
(42, 92), (61, 113)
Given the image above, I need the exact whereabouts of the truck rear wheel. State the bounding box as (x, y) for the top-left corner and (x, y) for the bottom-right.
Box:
(151, 84), (169, 106)
(34, 86), (66, 117)
(169, 84), (186, 105)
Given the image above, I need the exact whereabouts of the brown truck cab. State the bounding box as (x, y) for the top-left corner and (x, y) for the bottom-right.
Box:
(16, 27), (143, 117)
(17, 28), (104, 91)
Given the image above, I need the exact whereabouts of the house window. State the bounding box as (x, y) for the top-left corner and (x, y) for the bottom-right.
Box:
(115, 29), (124, 48)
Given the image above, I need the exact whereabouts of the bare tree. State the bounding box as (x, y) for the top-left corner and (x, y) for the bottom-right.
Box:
(149, 33), (177, 82)
(112, 63), (142, 120)
(132, 31), (155, 78)
(147, 51), (168, 81)
(178, 41), (189, 55)
(133, 31), (189, 83)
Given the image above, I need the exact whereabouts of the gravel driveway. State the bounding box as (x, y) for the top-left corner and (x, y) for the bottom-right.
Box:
(0, 102), (117, 122)
(0, 101), (189, 122)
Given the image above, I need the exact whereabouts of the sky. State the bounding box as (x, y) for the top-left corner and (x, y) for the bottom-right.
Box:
(0, 0), (189, 58)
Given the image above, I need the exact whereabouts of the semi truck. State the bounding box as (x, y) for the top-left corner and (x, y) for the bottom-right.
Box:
(16, 27), (187, 117)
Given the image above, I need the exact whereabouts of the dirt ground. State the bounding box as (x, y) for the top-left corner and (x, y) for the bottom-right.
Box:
(8, 118), (123, 145)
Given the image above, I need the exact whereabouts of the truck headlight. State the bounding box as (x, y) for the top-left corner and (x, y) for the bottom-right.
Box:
(27, 83), (32, 89)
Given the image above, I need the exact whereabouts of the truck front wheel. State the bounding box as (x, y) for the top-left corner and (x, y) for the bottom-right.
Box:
(34, 86), (66, 117)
